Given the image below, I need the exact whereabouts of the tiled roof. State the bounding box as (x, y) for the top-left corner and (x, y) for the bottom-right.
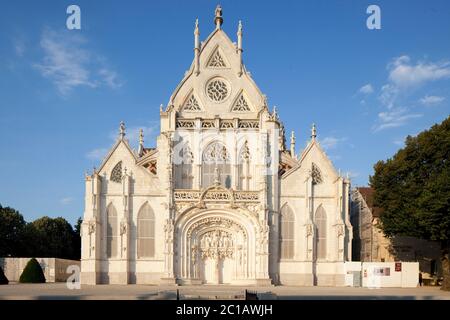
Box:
(357, 187), (383, 217)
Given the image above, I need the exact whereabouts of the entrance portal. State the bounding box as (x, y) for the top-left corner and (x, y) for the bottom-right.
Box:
(200, 256), (234, 284)
(176, 210), (259, 285)
(199, 230), (235, 284)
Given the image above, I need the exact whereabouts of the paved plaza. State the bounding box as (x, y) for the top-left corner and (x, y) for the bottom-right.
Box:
(0, 283), (449, 300)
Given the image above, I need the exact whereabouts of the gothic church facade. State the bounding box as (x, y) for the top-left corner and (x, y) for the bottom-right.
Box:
(81, 7), (353, 286)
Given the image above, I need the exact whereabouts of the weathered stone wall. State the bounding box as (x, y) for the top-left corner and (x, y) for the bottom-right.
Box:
(0, 258), (80, 282)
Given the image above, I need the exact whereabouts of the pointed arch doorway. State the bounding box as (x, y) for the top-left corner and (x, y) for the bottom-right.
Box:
(198, 229), (236, 284)
(176, 207), (258, 285)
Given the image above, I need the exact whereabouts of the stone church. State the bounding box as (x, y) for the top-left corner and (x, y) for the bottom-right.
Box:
(81, 6), (353, 286)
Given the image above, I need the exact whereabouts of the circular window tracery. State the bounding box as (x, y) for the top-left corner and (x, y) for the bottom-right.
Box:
(206, 78), (229, 102)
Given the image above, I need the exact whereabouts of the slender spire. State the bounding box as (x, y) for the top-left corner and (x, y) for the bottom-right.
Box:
(138, 129), (144, 156)
(194, 18), (200, 75)
(237, 20), (243, 76)
(311, 123), (317, 140)
(290, 131), (296, 158)
(214, 4), (223, 29)
(119, 121), (126, 139)
(194, 18), (200, 48)
(237, 20), (243, 50)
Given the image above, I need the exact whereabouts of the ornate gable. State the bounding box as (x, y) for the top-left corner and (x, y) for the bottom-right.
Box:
(207, 47), (228, 68)
(182, 92), (202, 112)
(231, 91), (251, 112)
(165, 11), (268, 119)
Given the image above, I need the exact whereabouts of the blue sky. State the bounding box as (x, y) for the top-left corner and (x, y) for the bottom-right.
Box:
(1, 0), (449, 225)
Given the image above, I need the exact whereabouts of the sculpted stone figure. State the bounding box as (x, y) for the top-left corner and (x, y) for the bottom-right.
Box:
(215, 5), (222, 18)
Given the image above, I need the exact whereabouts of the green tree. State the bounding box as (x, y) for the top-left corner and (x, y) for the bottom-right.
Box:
(72, 217), (82, 260)
(0, 204), (27, 256)
(31, 216), (77, 259)
(370, 116), (450, 290)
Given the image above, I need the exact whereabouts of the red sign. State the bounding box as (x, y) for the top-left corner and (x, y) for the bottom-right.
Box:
(395, 262), (402, 272)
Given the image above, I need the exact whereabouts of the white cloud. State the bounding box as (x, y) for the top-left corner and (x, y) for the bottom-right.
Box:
(60, 197), (74, 205)
(34, 29), (122, 94)
(419, 95), (445, 106)
(86, 148), (108, 161)
(126, 125), (158, 146)
(13, 38), (25, 57)
(388, 55), (450, 88)
(378, 56), (450, 109)
(320, 136), (348, 151)
(393, 137), (405, 146)
(373, 107), (422, 132)
(99, 68), (123, 89)
(108, 122), (160, 147)
(86, 122), (159, 164)
(371, 55), (449, 132)
(359, 84), (374, 94)
(379, 84), (399, 109)
(347, 171), (360, 179)
(329, 154), (342, 161)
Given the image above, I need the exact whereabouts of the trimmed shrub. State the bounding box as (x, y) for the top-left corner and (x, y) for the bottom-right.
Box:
(19, 258), (46, 283)
(0, 266), (8, 285)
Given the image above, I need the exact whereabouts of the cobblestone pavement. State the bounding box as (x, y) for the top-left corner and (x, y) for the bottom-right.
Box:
(0, 282), (449, 300)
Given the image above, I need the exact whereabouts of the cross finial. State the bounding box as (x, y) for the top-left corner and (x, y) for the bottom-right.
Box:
(290, 131), (296, 159)
(139, 128), (144, 144)
(119, 121), (126, 139)
(138, 128), (144, 156)
(311, 123), (317, 140)
(214, 4), (223, 29)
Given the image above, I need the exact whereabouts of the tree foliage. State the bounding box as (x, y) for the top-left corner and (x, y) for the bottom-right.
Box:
(0, 204), (81, 260)
(370, 116), (450, 241)
(370, 116), (450, 290)
(31, 216), (77, 259)
(0, 205), (27, 256)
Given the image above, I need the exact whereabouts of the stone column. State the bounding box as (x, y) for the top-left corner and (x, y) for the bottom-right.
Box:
(161, 218), (177, 285)
(256, 224), (271, 285)
(117, 170), (131, 284)
(343, 178), (353, 261)
(81, 171), (102, 285)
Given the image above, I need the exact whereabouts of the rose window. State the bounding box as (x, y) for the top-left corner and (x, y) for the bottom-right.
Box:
(206, 79), (228, 102)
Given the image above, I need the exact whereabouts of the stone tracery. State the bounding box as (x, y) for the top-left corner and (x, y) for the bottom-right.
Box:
(206, 78), (229, 102)
(208, 49), (227, 68)
(110, 161), (122, 183)
(199, 230), (234, 259)
(183, 94), (201, 111)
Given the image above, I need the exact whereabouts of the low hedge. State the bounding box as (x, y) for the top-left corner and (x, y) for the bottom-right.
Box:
(0, 266), (8, 285)
(19, 258), (46, 283)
